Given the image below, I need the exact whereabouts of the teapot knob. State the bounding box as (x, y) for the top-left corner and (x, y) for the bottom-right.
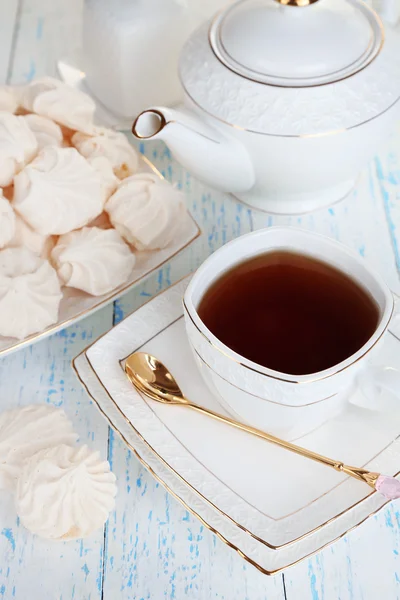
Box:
(275, 0), (319, 5)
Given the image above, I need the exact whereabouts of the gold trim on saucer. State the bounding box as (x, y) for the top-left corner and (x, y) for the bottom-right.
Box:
(72, 352), (398, 575)
(73, 276), (400, 550)
(112, 314), (394, 526)
(115, 314), (398, 524)
(72, 272), (400, 551)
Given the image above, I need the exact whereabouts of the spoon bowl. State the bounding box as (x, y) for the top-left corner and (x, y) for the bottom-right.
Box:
(125, 352), (187, 405)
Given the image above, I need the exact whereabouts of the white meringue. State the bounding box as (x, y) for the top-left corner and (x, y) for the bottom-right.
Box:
(51, 227), (135, 296)
(105, 172), (186, 250)
(87, 155), (118, 200)
(0, 86), (18, 113)
(0, 405), (77, 491)
(0, 111), (38, 186)
(8, 213), (56, 259)
(0, 247), (62, 339)
(0, 192), (16, 248)
(13, 146), (105, 235)
(15, 444), (117, 540)
(20, 76), (96, 134)
(72, 127), (139, 179)
(20, 76), (60, 111)
(23, 113), (63, 150)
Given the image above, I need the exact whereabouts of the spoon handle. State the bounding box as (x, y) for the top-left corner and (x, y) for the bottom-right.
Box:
(184, 399), (379, 488)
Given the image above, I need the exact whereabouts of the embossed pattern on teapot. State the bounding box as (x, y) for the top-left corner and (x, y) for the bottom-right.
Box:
(133, 0), (400, 214)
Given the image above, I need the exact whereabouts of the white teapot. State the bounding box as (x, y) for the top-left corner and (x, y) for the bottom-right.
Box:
(132, 0), (400, 214)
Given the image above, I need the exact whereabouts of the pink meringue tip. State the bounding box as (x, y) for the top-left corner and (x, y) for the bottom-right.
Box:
(375, 475), (400, 500)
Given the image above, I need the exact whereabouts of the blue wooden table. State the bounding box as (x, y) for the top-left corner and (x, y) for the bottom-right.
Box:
(1, 1), (400, 598)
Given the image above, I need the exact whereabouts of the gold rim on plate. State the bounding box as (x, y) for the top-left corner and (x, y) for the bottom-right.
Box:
(72, 277), (399, 553)
(72, 351), (397, 575)
(0, 156), (201, 359)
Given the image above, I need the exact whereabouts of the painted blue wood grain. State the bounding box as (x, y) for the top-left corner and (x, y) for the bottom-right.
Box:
(0, 1), (19, 83)
(3, 1), (400, 598)
(104, 141), (286, 598)
(0, 307), (113, 599)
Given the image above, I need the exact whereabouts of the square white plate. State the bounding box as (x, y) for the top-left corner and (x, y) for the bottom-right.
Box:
(74, 277), (400, 573)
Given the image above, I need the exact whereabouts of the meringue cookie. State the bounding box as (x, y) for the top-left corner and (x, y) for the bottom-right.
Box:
(0, 247), (62, 339)
(72, 127), (139, 179)
(51, 227), (135, 296)
(8, 213), (56, 259)
(13, 146), (105, 235)
(0, 86), (18, 113)
(105, 173), (186, 250)
(20, 77), (61, 111)
(0, 405), (77, 491)
(20, 76), (96, 134)
(87, 156), (118, 200)
(0, 111), (38, 186)
(23, 113), (63, 150)
(15, 444), (117, 540)
(0, 192), (16, 248)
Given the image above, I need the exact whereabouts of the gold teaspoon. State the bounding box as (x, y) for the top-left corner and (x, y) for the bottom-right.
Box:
(125, 352), (400, 500)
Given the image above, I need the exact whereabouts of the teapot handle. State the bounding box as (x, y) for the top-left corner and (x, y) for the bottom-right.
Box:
(365, 0), (400, 26)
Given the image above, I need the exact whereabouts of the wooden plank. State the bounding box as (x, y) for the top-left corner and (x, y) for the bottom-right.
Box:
(0, 307), (113, 600)
(109, 148), (400, 599)
(0, 0), (19, 83)
(4, 0), (400, 597)
(374, 132), (400, 279)
(279, 153), (400, 597)
(102, 144), (286, 598)
(0, 1), (112, 599)
(284, 504), (400, 600)
(8, 0), (84, 84)
(101, 432), (286, 600)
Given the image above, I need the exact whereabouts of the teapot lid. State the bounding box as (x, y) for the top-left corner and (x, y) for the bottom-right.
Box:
(209, 0), (383, 87)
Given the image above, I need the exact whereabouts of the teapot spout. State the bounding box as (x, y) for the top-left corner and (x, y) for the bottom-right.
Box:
(132, 107), (254, 194)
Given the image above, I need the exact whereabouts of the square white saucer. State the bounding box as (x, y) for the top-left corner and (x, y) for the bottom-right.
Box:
(73, 276), (400, 574)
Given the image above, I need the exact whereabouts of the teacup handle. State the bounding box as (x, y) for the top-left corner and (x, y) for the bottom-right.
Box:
(356, 366), (400, 411)
(352, 292), (400, 410)
(364, 0), (400, 26)
(389, 291), (400, 339)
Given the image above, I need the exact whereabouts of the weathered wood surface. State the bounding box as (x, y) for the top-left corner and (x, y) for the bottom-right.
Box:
(0, 1), (400, 598)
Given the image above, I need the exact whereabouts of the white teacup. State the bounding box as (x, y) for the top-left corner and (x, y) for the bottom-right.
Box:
(183, 227), (400, 440)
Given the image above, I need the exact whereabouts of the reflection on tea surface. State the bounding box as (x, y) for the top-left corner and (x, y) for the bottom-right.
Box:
(198, 252), (379, 376)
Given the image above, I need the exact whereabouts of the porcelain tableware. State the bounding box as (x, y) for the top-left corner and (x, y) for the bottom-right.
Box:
(132, 0), (400, 214)
(0, 68), (201, 358)
(82, 0), (230, 120)
(73, 276), (400, 574)
(183, 227), (400, 439)
(0, 153), (200, 358)
(124, 351), (400, 499)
